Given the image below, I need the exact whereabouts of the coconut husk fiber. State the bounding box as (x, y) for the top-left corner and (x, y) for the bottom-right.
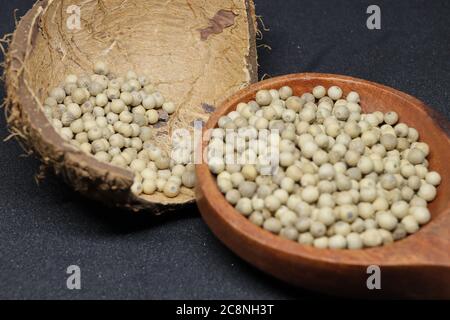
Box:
(4, 0), (258, 214)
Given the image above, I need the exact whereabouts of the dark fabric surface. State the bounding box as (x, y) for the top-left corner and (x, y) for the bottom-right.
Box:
(0, 0), (448, 299)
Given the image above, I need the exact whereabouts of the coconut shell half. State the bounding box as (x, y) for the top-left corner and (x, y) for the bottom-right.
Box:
(4, 0), (258, 214)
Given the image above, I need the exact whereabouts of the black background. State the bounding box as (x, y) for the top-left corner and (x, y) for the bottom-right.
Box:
(0, 0), (449, 299)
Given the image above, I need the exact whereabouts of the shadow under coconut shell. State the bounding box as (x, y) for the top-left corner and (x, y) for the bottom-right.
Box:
(39, 170), (199, 235)
(74, 198), (199, 236)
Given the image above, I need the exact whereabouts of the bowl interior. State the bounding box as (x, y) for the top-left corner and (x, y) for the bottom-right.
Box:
(197, 73), (450, 265)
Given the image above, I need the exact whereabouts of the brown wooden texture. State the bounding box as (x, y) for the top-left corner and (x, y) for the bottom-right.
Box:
(195, 73), (450, 298)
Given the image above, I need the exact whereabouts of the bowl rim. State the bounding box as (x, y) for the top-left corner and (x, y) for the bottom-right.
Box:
(196, 72), (450, 267)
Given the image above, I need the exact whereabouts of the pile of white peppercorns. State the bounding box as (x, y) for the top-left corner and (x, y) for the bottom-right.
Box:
(207, 85), (441, 249)
(43, 62), (196, 198)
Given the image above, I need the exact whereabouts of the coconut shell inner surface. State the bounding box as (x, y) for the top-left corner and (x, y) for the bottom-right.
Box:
(5, 0), (258, 213)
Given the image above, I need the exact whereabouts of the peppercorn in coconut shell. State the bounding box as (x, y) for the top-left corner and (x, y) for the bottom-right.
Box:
(4, 0), (258, 213)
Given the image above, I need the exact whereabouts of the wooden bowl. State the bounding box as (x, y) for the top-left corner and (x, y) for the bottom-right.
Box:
(196, 73), (450, 298)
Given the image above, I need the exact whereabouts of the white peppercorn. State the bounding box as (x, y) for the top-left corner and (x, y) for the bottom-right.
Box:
(410, 206), (431, 225)
(418, 184), (437, 202)
(312, 86), (326, 99)
(263, 218), (282, 233)
(425, 171), (441, 186)
(264, 195), (280, 212)
(361, 229), (382, 247)
(110, 99), (126, 114)
(301, 186), (319, 204)
(147, 110), (159, 124)
(163, 182), (181, 198)
(249, 212), (264, 226)
(346, 91), (360, 103)
(310, 221), (326, 237)
(142, 180), (157, 195)
(401, 215), (419, 234)
(278, 86), (293, 100)
(279, 227), (298, 240)
(407, 148), (425, 165)
(162, 102), (176, 114)
(93, 61), (109, 75)
(327, 86), (343, 100)
(328, 234), (347, 249)
(152, 92), (165, 107)
(155, 178), (167, 192)
(285, 96), (304, 112)
(95, 151), (111, 162)
(313, 237), (328, 249)
(225, 189), (241, 205)
(255, 90), (272, 106)
(376, 212), (398, 231)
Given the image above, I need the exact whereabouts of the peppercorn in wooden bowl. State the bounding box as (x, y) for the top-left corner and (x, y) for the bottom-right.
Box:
(4, 0), (258, 213)
(195, 73), (450, 298)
